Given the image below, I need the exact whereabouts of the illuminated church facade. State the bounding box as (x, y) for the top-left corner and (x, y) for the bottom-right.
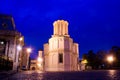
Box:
(44, 20), (79, 71)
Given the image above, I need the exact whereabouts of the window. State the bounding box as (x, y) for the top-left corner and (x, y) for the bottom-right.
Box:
(59, 54), (63, 63)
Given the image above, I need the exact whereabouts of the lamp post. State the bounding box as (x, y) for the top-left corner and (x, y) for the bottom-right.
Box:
(18, 37), (24, 70)
(107, 55), (114, 69)
(26, 48), (32, 70)
(107, 55), (114, 63)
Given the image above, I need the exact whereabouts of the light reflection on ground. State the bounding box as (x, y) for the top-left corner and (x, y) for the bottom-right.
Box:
(108, 70), (118, 79)
(3, 70), (120, 80)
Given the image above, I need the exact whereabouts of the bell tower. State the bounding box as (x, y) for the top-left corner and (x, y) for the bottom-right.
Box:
(53, 20), (69, 37)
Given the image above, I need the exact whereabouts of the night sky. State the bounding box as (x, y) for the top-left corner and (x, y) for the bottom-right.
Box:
(0, 0), (120, 59)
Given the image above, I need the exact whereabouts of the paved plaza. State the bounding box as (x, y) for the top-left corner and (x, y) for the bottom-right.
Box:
(1, 70), (120, 80)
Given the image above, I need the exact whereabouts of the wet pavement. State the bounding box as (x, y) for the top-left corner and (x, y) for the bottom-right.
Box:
(2, 70), (120, 80)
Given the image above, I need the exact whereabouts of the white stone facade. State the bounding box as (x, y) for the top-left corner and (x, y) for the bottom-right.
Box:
(44, 20), (79, 71)
(37, 50), (44, 71)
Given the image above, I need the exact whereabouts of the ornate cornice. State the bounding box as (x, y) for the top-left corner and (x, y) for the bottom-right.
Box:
(49, 49), (72, 53)
(52, 35), (70, 38)
(0, 30), (21, 37)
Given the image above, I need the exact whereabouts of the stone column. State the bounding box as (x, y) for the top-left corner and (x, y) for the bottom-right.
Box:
(53, 20), (69, 36)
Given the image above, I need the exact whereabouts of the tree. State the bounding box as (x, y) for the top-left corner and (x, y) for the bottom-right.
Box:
(96, 50), (107, 69)
(110, 46), (120, 68)
(82, 50), (99, 69)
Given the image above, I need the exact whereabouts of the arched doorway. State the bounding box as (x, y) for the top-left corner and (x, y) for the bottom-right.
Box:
(32, 67), (36, 70)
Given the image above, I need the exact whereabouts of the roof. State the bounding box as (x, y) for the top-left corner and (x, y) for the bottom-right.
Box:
(0, 14), (16, 30)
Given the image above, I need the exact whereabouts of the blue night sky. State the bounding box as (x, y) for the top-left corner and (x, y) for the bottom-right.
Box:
(0, 0), (120, 58)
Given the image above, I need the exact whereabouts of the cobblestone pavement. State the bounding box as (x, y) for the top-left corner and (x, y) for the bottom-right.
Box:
(0, 70), (16, 79)
(2, 70), (120, 80)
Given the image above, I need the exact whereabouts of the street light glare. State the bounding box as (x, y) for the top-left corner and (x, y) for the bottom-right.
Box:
(107, 56), (114, 63)
(37, 57), (43, 62)
(19, 37), (23, 41)
(27, 48), (32, 53)
(37, 63), (41, 67)
(0, 41), (4, 44)
(17, 45), (22, 51)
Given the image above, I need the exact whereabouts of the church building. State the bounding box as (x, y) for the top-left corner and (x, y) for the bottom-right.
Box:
(44, 20), (79, 71)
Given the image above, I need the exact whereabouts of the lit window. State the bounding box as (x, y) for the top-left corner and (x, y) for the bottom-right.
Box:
(59, 54), (63, 63)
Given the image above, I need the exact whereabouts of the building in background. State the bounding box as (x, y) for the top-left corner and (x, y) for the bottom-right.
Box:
(30, 50), (43, 71)
(37, 50), (44, 71)
(20, 47), (31, 70)
(30, 59), (37, 70)
(0, 14), (24, 70)
(44, 20), (79, 71)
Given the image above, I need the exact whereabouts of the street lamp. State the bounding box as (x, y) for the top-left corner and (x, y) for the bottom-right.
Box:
(26, 48), (32, 70)
(27, 48), (32, 53)
(17, 45), (22, 51)
(106, 55), (114, 69)
(19, 37), (23, 41)
(107, 55), (114, 63)
(0, 41), (4, 45)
